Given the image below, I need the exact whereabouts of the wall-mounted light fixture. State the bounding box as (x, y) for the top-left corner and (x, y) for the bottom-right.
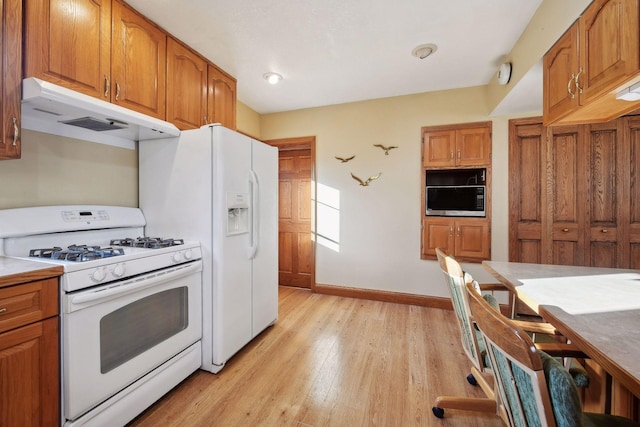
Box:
(263, 72), (283, 85)
(616, 81), (640, 101)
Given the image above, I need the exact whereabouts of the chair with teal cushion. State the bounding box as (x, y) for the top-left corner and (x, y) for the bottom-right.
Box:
(432, 248), (589, 420)
(466, 280), (639, 427)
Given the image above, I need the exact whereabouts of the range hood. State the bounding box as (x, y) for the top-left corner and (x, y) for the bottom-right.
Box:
(21, 77), (180, 150)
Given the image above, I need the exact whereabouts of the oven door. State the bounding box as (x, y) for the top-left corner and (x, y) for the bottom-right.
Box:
(62, 260), (202, 421)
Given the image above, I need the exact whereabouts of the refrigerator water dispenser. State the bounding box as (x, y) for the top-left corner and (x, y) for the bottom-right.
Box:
(226, 192), (249, 235)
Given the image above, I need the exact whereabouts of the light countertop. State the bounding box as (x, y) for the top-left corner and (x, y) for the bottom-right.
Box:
(0, 256), (63, 288)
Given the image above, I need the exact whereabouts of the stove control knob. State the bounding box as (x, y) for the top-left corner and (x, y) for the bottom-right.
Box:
(113, 263), (126, 278)
(184, 249), (193, 260)
(172, 251), (183, 263)
(91, 267), (107, 283)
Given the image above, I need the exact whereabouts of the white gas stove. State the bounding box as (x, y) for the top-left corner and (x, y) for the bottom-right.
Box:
(0, 205), (203, 426)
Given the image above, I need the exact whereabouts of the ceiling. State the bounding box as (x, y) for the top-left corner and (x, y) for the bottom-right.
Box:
(126, 0), (544, 115)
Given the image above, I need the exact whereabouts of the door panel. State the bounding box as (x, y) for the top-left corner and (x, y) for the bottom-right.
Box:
(278, 149), (312, 288)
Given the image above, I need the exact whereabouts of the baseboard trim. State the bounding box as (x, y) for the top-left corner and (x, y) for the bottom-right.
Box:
(313, 283), (453, 310)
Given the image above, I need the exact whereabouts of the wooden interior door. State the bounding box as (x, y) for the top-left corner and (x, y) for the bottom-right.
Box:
(278, 149), (312, 288)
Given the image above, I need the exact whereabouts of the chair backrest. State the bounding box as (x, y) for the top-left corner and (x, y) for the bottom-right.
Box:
(465, 280), (558, 427)
(435, 248), (484, 372)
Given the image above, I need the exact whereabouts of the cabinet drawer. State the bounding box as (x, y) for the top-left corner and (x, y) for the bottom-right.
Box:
(0, 278), (58, 334)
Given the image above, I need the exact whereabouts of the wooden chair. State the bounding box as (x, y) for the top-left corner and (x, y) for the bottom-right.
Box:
(432, 248), (587, 419)
(431, 248), (500, 418)
(466, 280), (639, 427)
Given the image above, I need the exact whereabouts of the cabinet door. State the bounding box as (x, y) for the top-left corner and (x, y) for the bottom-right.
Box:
(586, 121), (624, 267)
(578, 0), (639, 105)
(543, 22), (580, 126)
(422, 218), (454, 258)
(0, 0), (22, 160)
(509, 120), (545, 263)
(422, 130), (455, 167)
(111, 0), (166, 119)
(456, 127), (491, 166)
(625, 117), (640, 269)
(24, 0), (111, 100)
(0, 318), (59, 427)
(455, 219), (490, 260)
(207, 64), (237, 129)
(166, 37), (207, 130)
(549, 125), (586, 266)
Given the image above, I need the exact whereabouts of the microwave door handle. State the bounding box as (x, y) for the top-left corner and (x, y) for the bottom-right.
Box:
(69, 261), (201, 307)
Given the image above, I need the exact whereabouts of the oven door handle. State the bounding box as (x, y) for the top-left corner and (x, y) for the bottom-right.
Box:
(70, 260), (202, 307)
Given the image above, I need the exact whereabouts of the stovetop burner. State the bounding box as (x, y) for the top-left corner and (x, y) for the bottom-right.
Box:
(29, 245), (125, 262)
(110, 237), (184, 249)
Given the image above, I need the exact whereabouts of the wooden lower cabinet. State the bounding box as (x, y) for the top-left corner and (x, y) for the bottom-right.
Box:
(422, 218), (490, 261)
(0, 277), (59, 427)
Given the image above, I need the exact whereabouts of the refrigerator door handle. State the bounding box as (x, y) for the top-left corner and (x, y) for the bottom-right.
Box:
(248, 169), (259, 259)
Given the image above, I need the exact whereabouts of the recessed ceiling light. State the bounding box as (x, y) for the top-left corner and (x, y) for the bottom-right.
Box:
(263, 72), (283, 85)
(412, 44), (438, 60)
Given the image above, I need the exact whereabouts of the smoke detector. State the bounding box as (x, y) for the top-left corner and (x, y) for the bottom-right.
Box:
(412, 44), (438, 60)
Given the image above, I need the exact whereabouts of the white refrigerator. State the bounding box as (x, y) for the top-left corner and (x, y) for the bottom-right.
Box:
(139, 124), (278, 373)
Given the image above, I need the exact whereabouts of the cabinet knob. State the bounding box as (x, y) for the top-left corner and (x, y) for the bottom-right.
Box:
(562, 228), (569, 232)
(450, 151), (454, 160)
(104, 75), (110, 97)
(601, 228), (608, 233)
(456, 226), (461, 236)
(115, 81), (121, 101)
(0, 307), (6, 314)
(12, 117), (18, 146)
(449, 226), (453, 236)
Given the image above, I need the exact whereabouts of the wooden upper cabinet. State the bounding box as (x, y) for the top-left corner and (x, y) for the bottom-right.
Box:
(111, 0), (166, 119)
(207, 64), (237, 130)
(0, 0), (22, 160)
(543, 0), (640, 125)
(166, 37), (207, 130)
(422, 130), (455, 167)
(543, 22), (580, 125)
(24, 0), (112, 100)
(423, 123), (491, 167)
(25, 0), (167, 119)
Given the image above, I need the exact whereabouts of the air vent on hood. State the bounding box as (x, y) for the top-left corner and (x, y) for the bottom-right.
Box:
(61, 117), (128, 132)
(21, 78), (180, 149)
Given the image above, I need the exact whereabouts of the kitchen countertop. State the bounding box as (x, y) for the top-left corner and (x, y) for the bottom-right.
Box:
(0, 256), (63, 288)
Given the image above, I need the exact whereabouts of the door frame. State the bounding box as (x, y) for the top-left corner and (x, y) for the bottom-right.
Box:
(264, 136), (317, 291)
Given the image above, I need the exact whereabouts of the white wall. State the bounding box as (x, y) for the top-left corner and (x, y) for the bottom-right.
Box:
(0, 129), (138, 210)
(261, 86), (510, 297)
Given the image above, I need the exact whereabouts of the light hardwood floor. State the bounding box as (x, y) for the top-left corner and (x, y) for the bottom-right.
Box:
(128, 286), (504, 426)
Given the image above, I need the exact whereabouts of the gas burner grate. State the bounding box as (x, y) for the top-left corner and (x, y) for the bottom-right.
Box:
(110, 237), (184, 249)
(29, 245), (125, 262)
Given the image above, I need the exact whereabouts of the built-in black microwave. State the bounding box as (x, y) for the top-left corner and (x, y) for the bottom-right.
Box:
(425, 168), (486, 217)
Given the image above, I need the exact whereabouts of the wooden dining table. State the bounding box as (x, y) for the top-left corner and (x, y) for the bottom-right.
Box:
(482, 261), (640, 402)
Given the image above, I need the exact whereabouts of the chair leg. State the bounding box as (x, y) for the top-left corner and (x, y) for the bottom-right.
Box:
(431, 396), (496, 418)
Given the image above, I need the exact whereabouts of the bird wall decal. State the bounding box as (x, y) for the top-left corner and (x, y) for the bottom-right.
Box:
(373, 144), (398, 155)
(335, 155), (355, 163)
(351, 172), (381, 186)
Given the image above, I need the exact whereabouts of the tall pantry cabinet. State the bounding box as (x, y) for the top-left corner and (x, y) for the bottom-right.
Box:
(509, 116), (640, 268)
